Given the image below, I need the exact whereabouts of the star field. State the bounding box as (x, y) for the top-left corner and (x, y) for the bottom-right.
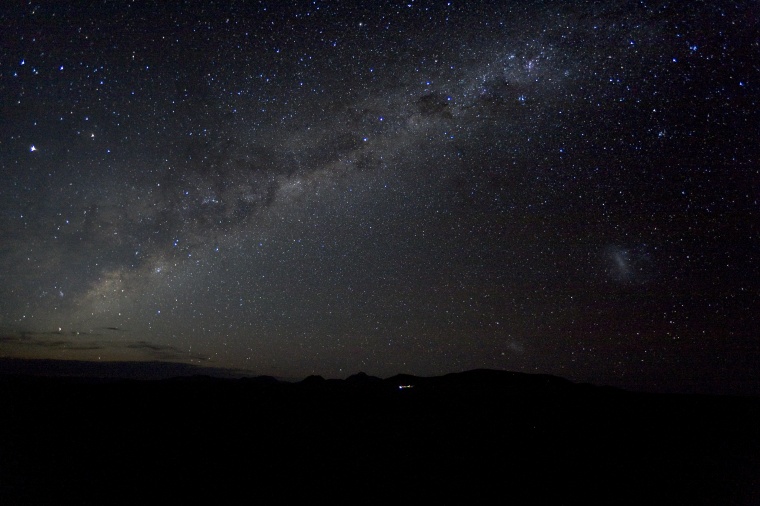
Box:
(1, 0), (758, 393)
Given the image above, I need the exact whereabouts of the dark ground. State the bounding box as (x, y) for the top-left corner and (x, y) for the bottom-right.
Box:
(1, 369), (758, 505)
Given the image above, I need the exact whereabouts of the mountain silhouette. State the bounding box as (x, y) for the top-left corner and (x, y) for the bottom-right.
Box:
(0, 363), (758, 504)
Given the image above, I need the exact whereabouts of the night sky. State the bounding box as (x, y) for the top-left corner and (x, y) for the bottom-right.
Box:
(1, 1), (758, 394)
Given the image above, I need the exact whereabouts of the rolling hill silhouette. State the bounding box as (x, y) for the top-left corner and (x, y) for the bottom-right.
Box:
(0, 364), (758, 504)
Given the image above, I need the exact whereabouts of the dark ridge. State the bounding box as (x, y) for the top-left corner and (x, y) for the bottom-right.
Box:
(299, 374), (326, 386)
(345, 371), (383, 383)
(0, 365), (758, 504)
(238, 375), (280, 385)
(0, 357), (245, 380)
(439, 368), (576, 392)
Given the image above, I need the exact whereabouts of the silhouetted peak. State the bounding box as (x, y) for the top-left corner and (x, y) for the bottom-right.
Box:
(300, 375), (326, 386)
(240, 375), (280, 385)
(346, 372), (382, 383)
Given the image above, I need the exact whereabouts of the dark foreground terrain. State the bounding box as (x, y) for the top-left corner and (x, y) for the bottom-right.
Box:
(1, 368), (758, 505)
